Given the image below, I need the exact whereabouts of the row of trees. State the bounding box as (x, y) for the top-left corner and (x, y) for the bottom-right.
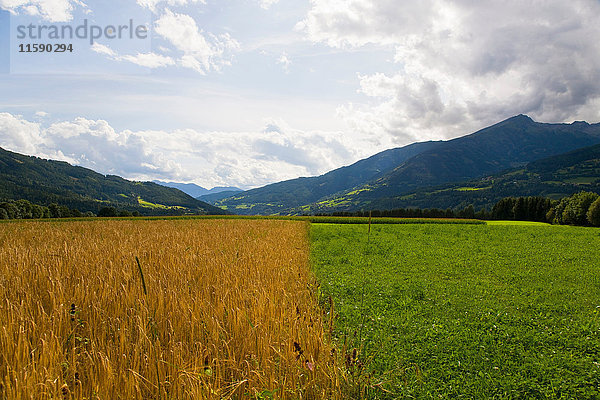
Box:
(491, 196), (554, 222)
(547, 192), (600, 227)
(317, 192), (600, 227)
(486, 193), (599, 226)
(319, 205), (491, 220)
(3, 193), (599, 226)
(0, 200), (95, 220)
(0, 200), (138, 220)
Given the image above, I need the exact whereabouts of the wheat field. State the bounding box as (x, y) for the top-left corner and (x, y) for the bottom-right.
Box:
(0, 219), (338, 399)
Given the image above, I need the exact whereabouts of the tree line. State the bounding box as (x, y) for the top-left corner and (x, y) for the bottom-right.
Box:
(490, 192), (600, 226)
(0, 199), (140, 220)
(3, 192), (600, 227)
(317, 191), (600, 227)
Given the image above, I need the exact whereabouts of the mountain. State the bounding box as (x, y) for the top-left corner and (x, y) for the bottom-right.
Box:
(353, 116), (600, 200)
(301, 143), (600, 213)
(198, 190), (243, 204)
(0, 147), (227, 215)
(207, 186), (243, 194)
(153, 181), (210, 198)
(218, 115), (600, 215)
(216, 141), (443, 214)
(154, 181), (242, 199)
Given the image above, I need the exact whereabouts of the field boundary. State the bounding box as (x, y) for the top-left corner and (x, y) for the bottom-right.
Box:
(0, 215), (486, 225)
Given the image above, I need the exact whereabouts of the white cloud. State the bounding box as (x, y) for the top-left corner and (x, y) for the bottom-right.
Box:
(258, 0), (278, 9)
(0, 0), (86, 22)
(277, 52), (291, 73)
(120, 52), (175, 69)
(0, 113), (378, 189)
(0, 112), (43, 155)
(91, 43), (175, 69)
(300, 0), (600, 142)
(91, 43), (117, 57)
(154, 9), (239, 74)
(136, 0), (204, 13)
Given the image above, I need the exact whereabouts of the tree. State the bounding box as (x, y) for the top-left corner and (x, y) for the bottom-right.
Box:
(48, 203), (62, 218)
(460, 205), (475, 219)
(513, 197), (527, 220)
(546, 208), (556, 224)
(588, 197), (600, 227)
(562, 192), (599, 225)
(1, 202), (21, 219)
(551, 198), (569, 224)
(0, 208), (8, 220)
(492, 198), (516, 220)
(14, 200), (33, 219)
(31, 204), (47, 219)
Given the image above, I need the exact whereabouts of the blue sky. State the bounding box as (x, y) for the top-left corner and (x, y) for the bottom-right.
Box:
(1, 0), (600, 189)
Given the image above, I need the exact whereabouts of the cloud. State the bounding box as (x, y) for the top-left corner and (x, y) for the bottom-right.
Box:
(154, 9), (240, 74)
(300, 0), (600, 142)
(120, 53), (176, 69)
(91, 43), (175, 69)
(277, 52), (291, 73)
(0, 0), (86, 22)
(91, 43), (117, 57)
(0, 112), (43, 155)
(136, 0), (204, 13)
(0, 113), (374, 189)
(258, 0), (279, 9)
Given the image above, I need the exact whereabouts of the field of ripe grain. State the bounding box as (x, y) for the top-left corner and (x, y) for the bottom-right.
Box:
(0, 219), (337, 399)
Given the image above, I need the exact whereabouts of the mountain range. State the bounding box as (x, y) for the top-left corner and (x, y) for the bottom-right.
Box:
(217, 115), (600, 214)
(152, 180), (241, 199)
(0, 147), (226, 215)
(303, 143), (600, 213)
(2, 115), (599, 217)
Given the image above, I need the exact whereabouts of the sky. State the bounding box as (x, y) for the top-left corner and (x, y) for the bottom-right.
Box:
(1, 0), (600, 190)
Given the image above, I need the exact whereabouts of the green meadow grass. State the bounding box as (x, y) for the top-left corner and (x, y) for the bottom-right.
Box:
(310, 223), (600, 399)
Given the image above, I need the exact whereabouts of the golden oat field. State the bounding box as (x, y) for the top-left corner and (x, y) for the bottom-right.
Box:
(0, 219), (338, 399)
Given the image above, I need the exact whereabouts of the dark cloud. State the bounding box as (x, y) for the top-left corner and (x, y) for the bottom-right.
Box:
(302, 0), (600, 142)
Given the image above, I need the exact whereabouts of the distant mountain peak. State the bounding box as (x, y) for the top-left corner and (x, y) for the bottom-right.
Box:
(507, 114), (534, 123)
(572, 120), (590, 126)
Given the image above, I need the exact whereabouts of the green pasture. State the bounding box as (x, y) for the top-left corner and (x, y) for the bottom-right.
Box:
(310, 223), (600, 399)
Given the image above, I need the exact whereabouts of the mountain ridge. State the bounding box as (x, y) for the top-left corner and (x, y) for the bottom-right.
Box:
(152, 181), (242, 198)
(0, 147), (226, 215)
(216, 140), (443, 214)
(298, 142), (600, 214)
(218, 115), (600, 215)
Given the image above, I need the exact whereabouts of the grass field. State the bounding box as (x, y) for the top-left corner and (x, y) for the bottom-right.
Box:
(0, 219), (337, 399)
(311, 223), (600, 398)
